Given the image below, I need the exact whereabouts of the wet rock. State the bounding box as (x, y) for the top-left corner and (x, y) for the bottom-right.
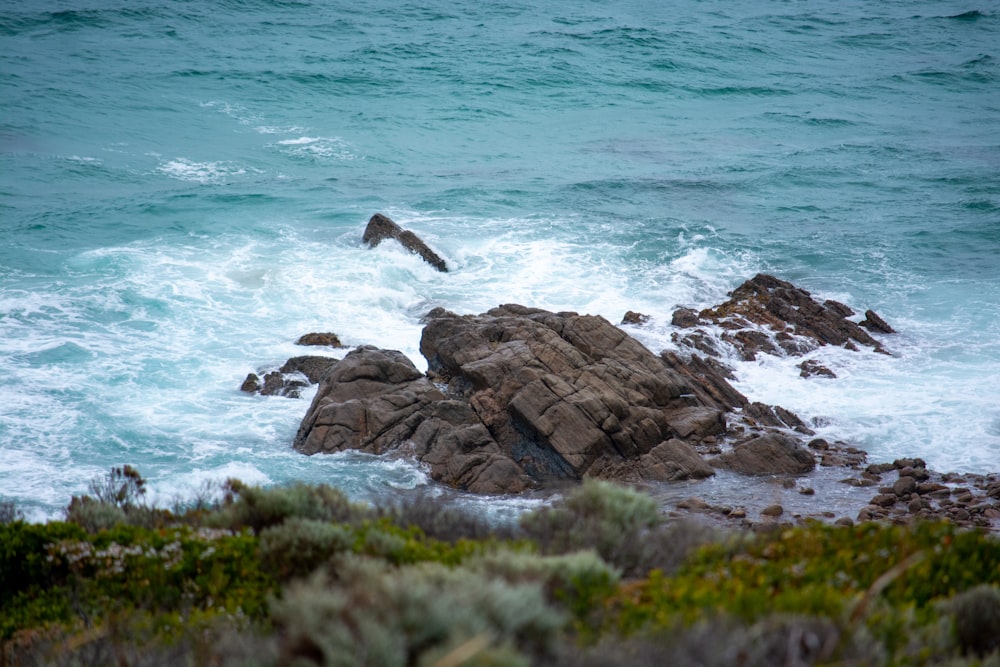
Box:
(761, 504), (784, 517)
(695, 273), (892, 358)
(677, 497), (710, 511)
(893, 476), (918, 497)
(639, 439), (715, 481)
(362, 213), (448, 272)
(798, 359), (837, 379)
(293, 304), (827, 494)
(670, 308), (700, 328)
(621, 311), (650, 325)
(295, 346), (527, 494)
(296, 332), (345, 348)
(241, 356), (338, 398)
(872, 494), (899, 508)
(860, 309), (895, 334)
(908, 498), (931, 512)
(240, 373), (262, 393)
(280, 356), (339, 384)
(711, 433), (816, 475)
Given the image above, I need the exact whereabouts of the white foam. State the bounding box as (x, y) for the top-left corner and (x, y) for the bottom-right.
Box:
(3, 215), (998, 520)
(156, 158), (257, 183)
(270, 135), (357, 161)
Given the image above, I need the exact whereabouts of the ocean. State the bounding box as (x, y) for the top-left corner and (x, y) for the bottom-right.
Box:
(2, 0), (998, 521)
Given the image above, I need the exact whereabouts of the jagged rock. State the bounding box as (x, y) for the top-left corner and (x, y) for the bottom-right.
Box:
(296, 305), (828, 492)
(241, 356), (338, 398)
(280, 356), (338, 384)
(711, 433), (816, 475)
(292, 304), (833, 493)
(296, 332), (345, 348)
(798, 359), (836, 379)
(677, 273), (894, 359)
(294, 346), (527, 493)
(860, 310), (895, 334)
(362, 213), (448, 272)
(621, 311), (650, 325)
(670, 308), (700, 328)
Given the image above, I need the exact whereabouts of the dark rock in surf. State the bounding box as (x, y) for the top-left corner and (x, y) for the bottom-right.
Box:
(621, 311), (650, 325)
(798, 359), (837, 379)
(295, 305), (825, 493)
(860, 309), (895, 334)
(363, 213), (448, 272)
(671, 308), (700, 328)
(672, 273), (894, 361)
(296, 332), (345, 348)
(241, 355), (338, 398)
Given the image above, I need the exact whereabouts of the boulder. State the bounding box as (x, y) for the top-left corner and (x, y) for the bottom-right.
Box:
(621, 311), (650, 325)
(711, 433), (816, 475)
(363, 213), (448, 272)
(296, 332), (345, 348)
(639, 439), (715, 481)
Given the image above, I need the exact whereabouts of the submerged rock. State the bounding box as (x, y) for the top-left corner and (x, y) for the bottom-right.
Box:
(363, 213), (448, 272)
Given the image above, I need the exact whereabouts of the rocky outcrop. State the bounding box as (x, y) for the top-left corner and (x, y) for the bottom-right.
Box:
(241, 356), (338, 398)
(672, 274), (895, 369)
(294, 305), (825, 493)
(363, 213), (448, 272)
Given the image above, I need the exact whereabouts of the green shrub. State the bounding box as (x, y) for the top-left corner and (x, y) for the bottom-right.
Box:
(521, 479), (664, 576)
(378, 492), (521, 543)
(947, 584), (1000, 657)
(271, 558), (566, 667)
(65, 495), (127, 532)
(471, 549), (620, 625)
(258, 518), (353, 580)
(210, 481), (369, 534)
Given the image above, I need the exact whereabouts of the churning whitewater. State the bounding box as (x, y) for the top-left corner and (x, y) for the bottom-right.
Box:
(1, 1), (998, 520)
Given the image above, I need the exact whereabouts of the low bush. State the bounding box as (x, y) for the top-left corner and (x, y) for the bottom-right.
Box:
(271, 558), (565, 667)
(258, 517), (354, 580)
(4, 472), (1000, 666)
(521, 479), (674, 576)
(209, 480), (370, 534)
(377, 491), (521, 543)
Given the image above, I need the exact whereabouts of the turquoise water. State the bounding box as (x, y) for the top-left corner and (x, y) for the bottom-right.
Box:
(2, 1), (999, 520)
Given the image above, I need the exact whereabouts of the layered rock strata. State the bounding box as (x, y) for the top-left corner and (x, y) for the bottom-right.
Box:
(672, 273), (894, 375)
(294, 305), (820, 493)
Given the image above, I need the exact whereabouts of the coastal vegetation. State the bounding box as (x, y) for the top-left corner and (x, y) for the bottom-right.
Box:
(2, 469), (999, 666)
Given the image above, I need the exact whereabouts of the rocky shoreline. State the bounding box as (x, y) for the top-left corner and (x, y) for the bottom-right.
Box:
(241, 216), (1000, 532)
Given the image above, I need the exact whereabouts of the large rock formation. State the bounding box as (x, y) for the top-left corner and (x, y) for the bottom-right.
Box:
(294, 305), (815, 493)
(363, 213), (448, 272)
